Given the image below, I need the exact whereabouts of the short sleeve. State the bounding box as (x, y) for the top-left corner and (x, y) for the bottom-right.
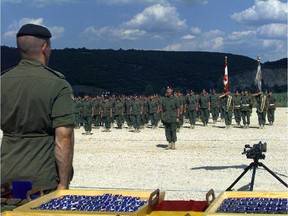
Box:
(51, 80), (75, 128)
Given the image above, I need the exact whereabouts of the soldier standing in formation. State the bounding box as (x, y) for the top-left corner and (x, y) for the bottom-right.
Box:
(161, 87), (180, 150)
(185, 90), (198, 129)
(92, 96), (101, 129)
(233, 91), (242, 127)
(101, 96), (113, 132)
(131, 96), (143, 133)
(198, 89), (210, 126)
(252, 91), (268, 129)
(220, 92), (233, 129)
(82, 95), (93, 135)
(114, 98), (125, 129)
(148, 95), (160, 129)
(241, 89), (252, 128)
(267, 90), (276, 125)
(210, 89), (219, 124)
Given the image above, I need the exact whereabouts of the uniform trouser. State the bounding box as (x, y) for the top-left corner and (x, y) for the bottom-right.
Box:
(225, 110), (233, 125)
(211, 107), (219, 121)
(234, 109), (241, 124)
(187, 110), (197, 125)
(132, 114), (141, 129)
(241, 110), (250, 125)
(102, 116), (112, 129)
(74, 113), (81, 127)
(114, 115), (123, 127)
(83, 115), (92, 132)
(200, 108), (209, 124)
(257, 110), (266, 126)
(267, 109), (275, 123)
(79, 113), (84, 126)
(220, 107), (225, 119)
(125, 115), (133, 127)
(163, 122), (177, 142)
(141, 114), (149, 125)
(93, 115), (101, 127)
(150, 113), (158, 126)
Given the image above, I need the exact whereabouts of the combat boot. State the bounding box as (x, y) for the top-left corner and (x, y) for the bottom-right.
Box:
(135, 128), (140, 133)
(171, 142), (176, 150)
(165, 142), (172, 150)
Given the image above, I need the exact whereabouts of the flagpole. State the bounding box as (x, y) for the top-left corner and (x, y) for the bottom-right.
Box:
(224, 56), (228, 93)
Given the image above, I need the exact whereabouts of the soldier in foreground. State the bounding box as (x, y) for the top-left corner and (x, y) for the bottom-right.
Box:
(161, 87), (180, 150)
(1, 24), (74, 191)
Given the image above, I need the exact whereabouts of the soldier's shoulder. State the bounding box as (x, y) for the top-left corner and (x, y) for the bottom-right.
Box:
(44, 66), (66, 79)
(1, 67), (15, 76)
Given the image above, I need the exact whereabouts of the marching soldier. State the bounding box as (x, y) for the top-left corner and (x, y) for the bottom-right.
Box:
(92, 96), (101, 129)
(241, 89), (252, 129)
(267, 90), (276, 125)
(147, 95), (160, 129)
(233, 91), (242, 127)
(198, 89), (210, 126)
(185, 90), (198, 129)
(161, 87), (180, 150)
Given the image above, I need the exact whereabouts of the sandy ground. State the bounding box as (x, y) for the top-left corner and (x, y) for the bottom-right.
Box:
(70, 107), (288, 201)
(0, 108), (287, 201)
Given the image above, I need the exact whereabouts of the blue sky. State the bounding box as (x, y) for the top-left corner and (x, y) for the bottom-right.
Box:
(1, 0), (287, 62)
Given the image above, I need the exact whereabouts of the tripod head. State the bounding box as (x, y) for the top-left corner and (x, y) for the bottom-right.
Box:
(242, 141), (267, 160)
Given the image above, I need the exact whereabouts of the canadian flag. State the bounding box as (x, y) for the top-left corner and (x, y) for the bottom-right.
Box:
(223, 56), (228, 92)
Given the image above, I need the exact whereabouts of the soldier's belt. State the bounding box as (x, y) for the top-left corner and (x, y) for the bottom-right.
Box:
(270, 104), (275, 106)
(242, 104), (250, 107)
(234, 105), (240, 108)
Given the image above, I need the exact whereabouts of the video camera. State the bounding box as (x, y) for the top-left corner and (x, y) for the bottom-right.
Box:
(242, 141), (267, 160)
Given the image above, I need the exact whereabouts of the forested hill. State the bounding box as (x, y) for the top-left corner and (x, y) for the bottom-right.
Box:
(1, 46), (287, 95)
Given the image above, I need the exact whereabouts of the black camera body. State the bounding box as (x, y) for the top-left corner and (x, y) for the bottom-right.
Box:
(242, 141), (267, 160)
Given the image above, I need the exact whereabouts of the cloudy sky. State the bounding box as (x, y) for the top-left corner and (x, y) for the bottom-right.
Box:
(2, 0), (287, 62)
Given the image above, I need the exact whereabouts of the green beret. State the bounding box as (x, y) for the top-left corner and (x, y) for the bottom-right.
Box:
(17, 23), (52, 39)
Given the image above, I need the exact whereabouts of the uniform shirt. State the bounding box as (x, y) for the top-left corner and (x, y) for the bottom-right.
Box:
(199, 94), (210, 109)
(148, 99), (159, 114)
(185, 95), (198, 111)
(161, 95), (180, 123)
(131, 99), (142, 115)
(233, 95), (242, 109)
(92, 100), (101, 116)
(241, 95), (251, 112)
(1, 59), (75, 190)
(101, 102), (112, 117)
(267, 95), (276, 109)
(210, 94), (219, 108)
(114, 102), (124, 116)
(82, 99), (92, 117)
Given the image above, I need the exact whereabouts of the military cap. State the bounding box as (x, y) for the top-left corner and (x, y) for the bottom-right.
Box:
(17, 23), (52, 39)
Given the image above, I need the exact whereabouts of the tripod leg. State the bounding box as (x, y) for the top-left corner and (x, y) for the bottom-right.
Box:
(259, 162), (288, 188)
(226, 163), (253, 191)
(250, 164), (257, 191)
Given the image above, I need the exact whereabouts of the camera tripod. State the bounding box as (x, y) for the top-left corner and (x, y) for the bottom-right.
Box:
(226, 158), (288, 191)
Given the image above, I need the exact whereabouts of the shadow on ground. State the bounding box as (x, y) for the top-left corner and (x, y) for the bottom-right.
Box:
(190, 165), (247, 170)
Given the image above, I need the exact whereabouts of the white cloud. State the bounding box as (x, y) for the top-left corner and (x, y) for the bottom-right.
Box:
(2, 18), (65, 40)
(181, 34), (195, 40)
(84, 4), (186, 41)
(231, 0), (287, 25)
(228, 30), (256, 41)
(190, 27), (201, 34)
(256, 23), (287, 39)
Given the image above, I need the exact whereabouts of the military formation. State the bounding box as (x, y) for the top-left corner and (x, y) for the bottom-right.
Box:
(74, 88), (277, 134)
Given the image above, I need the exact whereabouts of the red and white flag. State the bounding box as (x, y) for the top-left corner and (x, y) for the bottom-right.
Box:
(223, 57), (228, 92)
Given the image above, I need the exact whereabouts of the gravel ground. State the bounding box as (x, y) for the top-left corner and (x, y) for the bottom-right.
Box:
(70, 107), (288, 200)
(1, 108), (287, 201)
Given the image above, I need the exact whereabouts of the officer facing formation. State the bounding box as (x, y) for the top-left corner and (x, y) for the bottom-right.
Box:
(1, 24), (75, 191)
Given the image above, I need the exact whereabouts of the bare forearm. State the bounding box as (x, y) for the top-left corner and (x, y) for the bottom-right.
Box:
(55, 126), (74, 189)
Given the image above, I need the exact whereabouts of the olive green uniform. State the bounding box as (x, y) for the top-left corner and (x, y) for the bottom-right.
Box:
(131, 99), (142, 130)
(267, 95), (276, 125)
(241, 95), (252, 127)
(199, 94), (210, 125)
(185, 95), (198, 126)
(125, 99), (133, 128)
(82, 99), (93, 132)
(92, 99), (101, 128)
(1, 60), (75, 190)
(223, 95), (233, 126)
(101, 101), (113, 129)
(148, 98), (159, 127)
(255, 95), (268, 127)
(161, 95), (180, 143)
(74, 99), (82, 128)
(233, 95), (242, 125)
(114, 101), (124, 128)
(210, 94), (219, 123)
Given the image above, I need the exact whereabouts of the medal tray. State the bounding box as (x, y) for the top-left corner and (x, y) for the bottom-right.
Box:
(13, 189), (162, 216)
(203, 191), (288, 216)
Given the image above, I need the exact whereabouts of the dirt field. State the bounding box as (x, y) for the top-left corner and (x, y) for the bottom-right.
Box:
(70, 107), (288, 200)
